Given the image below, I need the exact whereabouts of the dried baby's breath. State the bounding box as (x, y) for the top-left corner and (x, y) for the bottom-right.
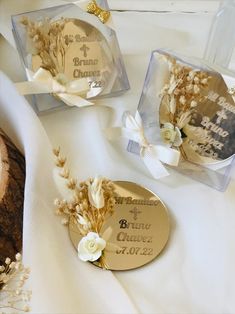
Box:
(21, 17), (73, 76)
(53, 149), (116, 236)
(159, 55), (212, 157)
(0, 253), (31, 313)
(160, 56), (211, 130)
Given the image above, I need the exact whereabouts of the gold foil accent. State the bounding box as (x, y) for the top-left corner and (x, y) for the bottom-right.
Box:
(69, 181), (170, 271)
(87, 0), (110, 24)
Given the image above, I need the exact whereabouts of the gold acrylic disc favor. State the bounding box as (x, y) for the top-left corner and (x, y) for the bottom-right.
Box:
(32, 18), (114, 98)
(69, 181), (170, 271)
(159, 54), (235, 166)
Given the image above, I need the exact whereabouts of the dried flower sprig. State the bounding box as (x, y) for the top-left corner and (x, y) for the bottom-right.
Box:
(53, 148), (116, 266)
(21, 17), (73, 76)
(159, 55), (211, 150)
(0, 253), (31, 313)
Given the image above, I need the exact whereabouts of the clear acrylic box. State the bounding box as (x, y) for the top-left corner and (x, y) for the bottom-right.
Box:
(128, 50), (235, 191)
(204, 0), (235, 71)
(12, 1), (129, 114)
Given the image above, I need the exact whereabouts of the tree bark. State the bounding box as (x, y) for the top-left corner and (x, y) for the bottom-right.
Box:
(0, 129), (25, 264)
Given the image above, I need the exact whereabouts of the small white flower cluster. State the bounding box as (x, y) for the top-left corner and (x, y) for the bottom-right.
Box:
(160, 122), (182, 147)
(0, 253), (31, 313)
(53, 148), (116, 265)
(160, 56), (211, 149)
(77, 178), (107, 262)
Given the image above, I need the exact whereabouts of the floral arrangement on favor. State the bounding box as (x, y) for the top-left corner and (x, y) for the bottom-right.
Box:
(21, 17), (71, 76)
(159, 56), (211, 157)
(20, 5), (109, 77)
(0, 253), (31, 313)
(17, 16), (97, 108)
(53, 148), (117, 268)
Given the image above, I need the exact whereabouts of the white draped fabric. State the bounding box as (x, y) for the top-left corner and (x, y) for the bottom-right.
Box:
(1, 1), (235, 313)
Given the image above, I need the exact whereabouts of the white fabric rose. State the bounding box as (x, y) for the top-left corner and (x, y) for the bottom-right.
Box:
(78, 232), (106, 262)
(87, 177), (105, 209)
(161, 122), (182, 147)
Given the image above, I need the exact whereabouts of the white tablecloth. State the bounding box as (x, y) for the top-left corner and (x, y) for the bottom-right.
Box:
(1, 1), (235, 313)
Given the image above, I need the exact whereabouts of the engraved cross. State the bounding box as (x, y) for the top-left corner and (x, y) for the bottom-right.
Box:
(130, 207), (142, 220)
(80, 44), (90, 58)
(207, 91), (219, 102)
(216, 109), (227, 124)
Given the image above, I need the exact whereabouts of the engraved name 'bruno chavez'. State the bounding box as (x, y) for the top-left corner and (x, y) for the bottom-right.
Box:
(117, 219), (153, 243)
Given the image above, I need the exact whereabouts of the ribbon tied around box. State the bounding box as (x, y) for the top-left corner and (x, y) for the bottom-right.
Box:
(15, 67), (93, 108)
(105, 111), (180, 179)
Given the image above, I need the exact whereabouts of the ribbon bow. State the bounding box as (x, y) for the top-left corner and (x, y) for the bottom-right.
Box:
(87, 0), (110, 24)
(15, 68), (93, 108)
(105, 111), (180, 179)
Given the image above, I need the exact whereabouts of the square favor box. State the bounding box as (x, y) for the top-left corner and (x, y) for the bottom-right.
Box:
(12, 1), (129, 114)
(128, 50), (235, 191)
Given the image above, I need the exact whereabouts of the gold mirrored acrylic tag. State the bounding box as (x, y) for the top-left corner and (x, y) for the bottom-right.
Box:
(32, 18), (113, 98)
(159, 55), (235, 165)
(69, 181), (170, 270)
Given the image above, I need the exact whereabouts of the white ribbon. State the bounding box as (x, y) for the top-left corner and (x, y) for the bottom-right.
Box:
(105, 111), (180, 179)
(15, 68), (94, 108)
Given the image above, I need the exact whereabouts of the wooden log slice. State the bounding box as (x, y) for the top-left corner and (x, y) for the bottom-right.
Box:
(0, 129), (25, 264)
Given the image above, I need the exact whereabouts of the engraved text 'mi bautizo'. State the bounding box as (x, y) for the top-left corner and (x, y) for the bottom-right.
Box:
(115, 196), (159, 206)
(64, 34), (102, 44)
